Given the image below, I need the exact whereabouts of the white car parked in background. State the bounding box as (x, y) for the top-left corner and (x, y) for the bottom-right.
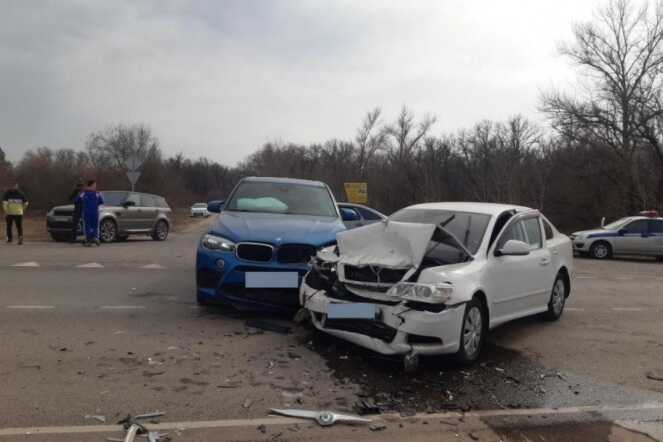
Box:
(190, 203), (210, 217)
(300, 202), (573, 367)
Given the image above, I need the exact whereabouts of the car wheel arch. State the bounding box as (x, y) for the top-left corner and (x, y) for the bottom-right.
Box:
(557, 266), (571, 298)
(471, 290), (490, 327)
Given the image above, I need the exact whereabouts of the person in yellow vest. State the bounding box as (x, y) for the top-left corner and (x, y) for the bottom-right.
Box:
(2, 183), (29, 245)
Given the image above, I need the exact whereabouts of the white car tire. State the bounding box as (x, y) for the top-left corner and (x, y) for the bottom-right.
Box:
(455, 298), (486, 365)
(589, 241), (611, 259)
(543, 274), (567, 321)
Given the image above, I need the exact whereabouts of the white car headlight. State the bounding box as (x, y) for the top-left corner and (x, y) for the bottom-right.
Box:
(386, 282), (453, 304)
(202, 234), (236, 252)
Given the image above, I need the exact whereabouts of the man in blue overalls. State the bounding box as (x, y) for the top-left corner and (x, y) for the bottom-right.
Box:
(75, 180), (104, 246)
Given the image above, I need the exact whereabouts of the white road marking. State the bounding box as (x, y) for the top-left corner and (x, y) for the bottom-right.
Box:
(9, 261), (40, 267)
(611, 307), (645, 312)
(140, 264), (166, 269)
(99, 305), (146, 310)
(616, 276), (634, 280)
(5, 305), (54, 310)
(565, 307), (585, 312)
(76, 262), (104, 269)
(575, 275), (595, 279)
(1, 403), (662, 437)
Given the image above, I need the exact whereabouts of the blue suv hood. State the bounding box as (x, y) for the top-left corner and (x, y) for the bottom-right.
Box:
(209, 211), (345, 246)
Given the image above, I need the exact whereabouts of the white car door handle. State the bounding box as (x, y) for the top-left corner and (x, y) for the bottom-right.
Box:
(552, 249), (559, 255)
(540, 258), (551, 266)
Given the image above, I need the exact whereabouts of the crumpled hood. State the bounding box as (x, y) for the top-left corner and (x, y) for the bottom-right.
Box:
(210, 211), (345, 246)
(337, 221), (437, 268)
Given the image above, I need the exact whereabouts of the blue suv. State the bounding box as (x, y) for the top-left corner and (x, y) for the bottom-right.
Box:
(196, 177), (347, 312)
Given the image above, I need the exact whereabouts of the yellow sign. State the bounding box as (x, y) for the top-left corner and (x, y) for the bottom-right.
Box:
(344, 182), (368, 204)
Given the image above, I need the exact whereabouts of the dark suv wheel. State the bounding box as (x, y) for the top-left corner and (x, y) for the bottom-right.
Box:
(152, 220), (169, 241)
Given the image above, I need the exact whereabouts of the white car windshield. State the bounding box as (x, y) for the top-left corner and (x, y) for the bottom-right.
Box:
(225, 181), (338, 217)
(389, 208), (491, 254)
(602, 217), (632, 230)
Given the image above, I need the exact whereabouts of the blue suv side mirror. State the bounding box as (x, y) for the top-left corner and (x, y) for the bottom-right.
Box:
(207, 200), (225, 213)
(340, 207), (360, 222)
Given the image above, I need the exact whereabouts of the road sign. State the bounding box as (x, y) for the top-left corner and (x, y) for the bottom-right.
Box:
(344, 182), (368, 204)
(126, 154), (143, 172)
(126, 171), (141, 191)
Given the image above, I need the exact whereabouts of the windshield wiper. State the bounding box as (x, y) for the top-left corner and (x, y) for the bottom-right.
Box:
(439, 214), (455, 227)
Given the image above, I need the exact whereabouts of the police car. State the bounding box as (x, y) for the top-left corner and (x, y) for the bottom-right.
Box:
(570, 211), (663, 260)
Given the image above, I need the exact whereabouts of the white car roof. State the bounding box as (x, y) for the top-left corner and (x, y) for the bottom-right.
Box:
(404, 202), (534, 216)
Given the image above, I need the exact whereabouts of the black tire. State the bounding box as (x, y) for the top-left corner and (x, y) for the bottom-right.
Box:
(656, 256), (663, 262)
(455, 297), (487, 365)
(196, 292), (209, 306)
(543, 273), (567, 321)
(117, 234), (129, 242)
(152, 220), (169, 241)
(99, 218), (117, 243)
(589, 241), (611, 259)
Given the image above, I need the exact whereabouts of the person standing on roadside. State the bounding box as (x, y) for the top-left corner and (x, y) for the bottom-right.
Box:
(68, 179), (84, 243)
(2, 183), (29, 245)
(75, 180), (104, 246)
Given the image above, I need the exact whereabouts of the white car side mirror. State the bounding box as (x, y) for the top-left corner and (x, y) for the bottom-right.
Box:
(497, 239), (530, 256)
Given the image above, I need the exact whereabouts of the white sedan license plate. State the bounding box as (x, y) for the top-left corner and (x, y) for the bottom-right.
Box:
(245, 272), (299, 288)
(327, 303), (376, 320)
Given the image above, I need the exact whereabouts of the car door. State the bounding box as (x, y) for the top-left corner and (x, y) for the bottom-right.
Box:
(120, 192), (143, 231)
(139, 194), (159, 230)
(648, 219), (663, 255)
(487, 215), (553, 322)
(612, 219), (649, 255)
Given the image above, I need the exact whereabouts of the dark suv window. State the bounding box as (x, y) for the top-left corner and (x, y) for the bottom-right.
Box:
(101, 191), (128, 207)
(140, 194), (158, 207)
(543, 219), (554, 240)
(649, 220), (663, 234)
(624, 220), (648, 234)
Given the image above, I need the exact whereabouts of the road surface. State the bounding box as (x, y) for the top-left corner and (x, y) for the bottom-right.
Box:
(1, 220), (662, 440)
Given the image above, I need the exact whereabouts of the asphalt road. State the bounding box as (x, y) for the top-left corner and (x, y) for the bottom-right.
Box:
(1, 220), (662, 441)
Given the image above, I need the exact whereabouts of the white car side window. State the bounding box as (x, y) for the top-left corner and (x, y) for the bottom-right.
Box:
(522, 217), (543, 250)
(497, 220), (527, 250)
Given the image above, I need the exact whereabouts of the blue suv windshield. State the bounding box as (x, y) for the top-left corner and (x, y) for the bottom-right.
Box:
(225, 181), (338, 217)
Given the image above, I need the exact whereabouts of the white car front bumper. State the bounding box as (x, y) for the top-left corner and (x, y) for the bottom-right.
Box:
(301, 280), (465, 356)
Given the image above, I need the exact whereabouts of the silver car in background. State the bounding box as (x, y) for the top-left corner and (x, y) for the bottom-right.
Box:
(46, 191), (172, 243)
(571, 214), (663, 260)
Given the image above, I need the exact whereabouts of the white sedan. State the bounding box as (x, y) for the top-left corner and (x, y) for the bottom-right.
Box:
(190, 203), (209, 217)
(300, 202), (573, 367)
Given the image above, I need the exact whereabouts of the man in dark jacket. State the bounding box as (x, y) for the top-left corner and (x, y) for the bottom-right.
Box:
(68, 180), (84, 243)
(2, 183), (29, 245)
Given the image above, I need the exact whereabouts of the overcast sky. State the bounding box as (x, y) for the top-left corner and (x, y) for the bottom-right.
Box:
(0, 0), (601, 165)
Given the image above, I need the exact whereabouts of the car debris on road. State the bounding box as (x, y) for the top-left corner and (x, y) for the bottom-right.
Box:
(269, 408), (372, 427)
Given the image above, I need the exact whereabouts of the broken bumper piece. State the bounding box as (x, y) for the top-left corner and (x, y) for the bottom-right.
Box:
(301, 280), (465, 356)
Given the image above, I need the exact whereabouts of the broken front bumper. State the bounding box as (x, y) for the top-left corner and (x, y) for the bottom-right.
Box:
(301, 279), (466, 356)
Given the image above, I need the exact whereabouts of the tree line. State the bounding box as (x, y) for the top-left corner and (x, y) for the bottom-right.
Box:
(1, 0), (662, 232)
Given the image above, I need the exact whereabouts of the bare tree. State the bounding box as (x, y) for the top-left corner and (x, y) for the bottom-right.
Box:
(542, 0), (663, 209)
(385, 106), (437, 162)
(355, 108), (386, 177)
(86, 124), (160, 172)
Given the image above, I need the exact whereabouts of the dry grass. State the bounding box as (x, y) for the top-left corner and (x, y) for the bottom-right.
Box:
(7, 208), (207, 242)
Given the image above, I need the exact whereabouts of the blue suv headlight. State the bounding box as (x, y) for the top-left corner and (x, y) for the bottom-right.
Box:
(202, 234), (236, 252)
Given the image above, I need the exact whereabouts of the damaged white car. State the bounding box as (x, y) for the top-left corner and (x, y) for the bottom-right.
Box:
(300, 202), (573, 367)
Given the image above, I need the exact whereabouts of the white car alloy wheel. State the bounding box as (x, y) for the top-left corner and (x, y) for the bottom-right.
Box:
(551, 279), (565, 315)
(462, 304), (483, 359)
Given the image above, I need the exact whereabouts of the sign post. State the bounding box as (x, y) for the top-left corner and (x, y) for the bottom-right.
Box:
(125, 154), (142, 191)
